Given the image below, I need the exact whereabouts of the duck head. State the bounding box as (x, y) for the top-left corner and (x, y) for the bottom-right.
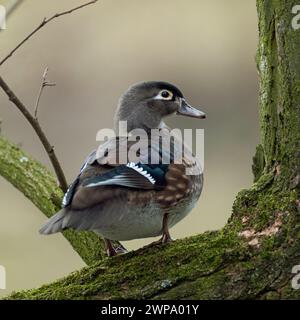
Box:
(114, 81), (206, 132)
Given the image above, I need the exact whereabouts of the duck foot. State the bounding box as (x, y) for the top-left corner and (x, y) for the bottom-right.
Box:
(104, 238), (128, 257)
(161, 232), (173, 244)
(146, 233), (173, 248)
(115, 243), (128, 254)
(147, 213), (173, 247)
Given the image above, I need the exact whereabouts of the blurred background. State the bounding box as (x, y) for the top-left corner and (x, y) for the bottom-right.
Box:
(0, 0), (259, 296)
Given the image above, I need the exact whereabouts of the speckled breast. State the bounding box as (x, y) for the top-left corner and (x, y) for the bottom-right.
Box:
(154, 163), (203, 228)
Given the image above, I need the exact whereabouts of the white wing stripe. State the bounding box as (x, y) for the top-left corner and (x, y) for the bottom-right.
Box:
(84, 163), (156, 188)
(126, 162), (156, 184)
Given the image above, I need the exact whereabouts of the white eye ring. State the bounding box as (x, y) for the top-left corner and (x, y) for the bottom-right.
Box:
(154, 90), (173, 100)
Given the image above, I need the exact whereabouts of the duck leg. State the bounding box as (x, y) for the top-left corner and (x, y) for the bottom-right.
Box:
(131, 213), (174, 251)
(161, 212), (173, 243)
(104, 238), (128, 257)
(146, 212), (173, 247)
(146, 213), (173, 248)
(104, 238), (117, 257)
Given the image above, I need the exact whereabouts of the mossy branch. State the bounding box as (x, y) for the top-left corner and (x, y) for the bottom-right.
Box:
(0, 136), (105, 264)
(6, 182), (300, 300)
(252, 144), (265, 182)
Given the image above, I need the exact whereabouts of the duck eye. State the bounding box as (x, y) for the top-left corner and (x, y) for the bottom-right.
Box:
(160, 90), (172, 99)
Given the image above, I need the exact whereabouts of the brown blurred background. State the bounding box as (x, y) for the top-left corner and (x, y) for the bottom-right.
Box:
(0, 0), (259, 296)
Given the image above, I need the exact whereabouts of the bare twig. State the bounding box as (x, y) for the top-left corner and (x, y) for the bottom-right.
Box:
(0, 0), (99, 191)
(0, 75), (68, 192)
(34, 67), (56, 119)
(0, 0), (99, 66)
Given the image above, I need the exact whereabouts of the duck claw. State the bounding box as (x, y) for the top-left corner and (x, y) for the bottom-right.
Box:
(115, 244), (128, 254)
(104, 238), (128, 257)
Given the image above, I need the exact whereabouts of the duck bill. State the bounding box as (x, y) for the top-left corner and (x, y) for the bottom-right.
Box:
(177, 99), (206, 119)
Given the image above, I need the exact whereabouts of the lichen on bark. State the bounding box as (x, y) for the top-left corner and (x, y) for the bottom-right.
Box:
(256, 0), (300, 180)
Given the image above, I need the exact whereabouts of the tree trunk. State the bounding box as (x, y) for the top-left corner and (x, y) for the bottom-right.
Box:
(3, 0), (300, 299)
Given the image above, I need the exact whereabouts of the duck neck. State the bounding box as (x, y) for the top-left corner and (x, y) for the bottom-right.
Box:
(114, 117), (168, 135)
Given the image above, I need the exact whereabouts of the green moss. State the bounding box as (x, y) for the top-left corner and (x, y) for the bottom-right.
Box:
(9, 200), (300, 301)
(256, 0), (300, 180)
(252, 144), (266, 182)
(6, 230), (246, 300)
(2, 174), (299, 300)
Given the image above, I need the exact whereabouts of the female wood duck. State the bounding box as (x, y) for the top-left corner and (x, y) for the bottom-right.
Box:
(40, 81), (206, 256)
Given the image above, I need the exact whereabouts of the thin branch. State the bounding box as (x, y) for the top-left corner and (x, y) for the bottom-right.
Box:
(0, 0), (99, 190)
(34, 67), (56, 119)
(0, 0), (99, 66)
(0, 75), (68, 192)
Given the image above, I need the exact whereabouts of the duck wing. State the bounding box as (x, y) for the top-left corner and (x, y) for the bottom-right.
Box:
(62, 135), (170, 210)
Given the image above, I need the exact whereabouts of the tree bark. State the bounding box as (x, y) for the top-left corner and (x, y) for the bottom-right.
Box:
(2, 0), (300, 299)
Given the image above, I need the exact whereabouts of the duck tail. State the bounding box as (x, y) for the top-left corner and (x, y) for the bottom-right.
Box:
(39, 209), (66, 235)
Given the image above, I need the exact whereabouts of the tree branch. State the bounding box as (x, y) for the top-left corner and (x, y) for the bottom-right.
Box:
(0, 75), (68, 192)
(0, 0), (99, 66)
(34, 67), (56, 119)
(6, 202), (300, 300)
(0, 136), (105, 264)
(0, 1), (99, 190)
